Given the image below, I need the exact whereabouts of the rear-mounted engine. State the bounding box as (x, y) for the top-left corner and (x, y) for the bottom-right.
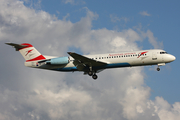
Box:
(46, 57), (69, 65)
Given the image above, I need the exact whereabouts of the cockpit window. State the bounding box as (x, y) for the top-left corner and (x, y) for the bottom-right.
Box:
(160, 52), (167, 54)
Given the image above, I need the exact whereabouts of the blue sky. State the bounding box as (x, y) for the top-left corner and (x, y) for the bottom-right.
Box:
(0, 0), (180, 119)
(34, 0), (180, 103)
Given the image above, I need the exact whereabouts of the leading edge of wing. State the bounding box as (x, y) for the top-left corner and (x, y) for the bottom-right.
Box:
(67, 52), (107, 66)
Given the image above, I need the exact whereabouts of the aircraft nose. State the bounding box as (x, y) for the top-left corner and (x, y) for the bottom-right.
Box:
(169, 55), (176, 62)
(164, 54), (176, 63)
(172, 55), (176, 61)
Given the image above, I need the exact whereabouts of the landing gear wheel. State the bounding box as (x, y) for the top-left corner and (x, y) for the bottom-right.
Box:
(88, 71), (93, 76)
(157, 68), (160, 71)
(92, 74), (98, 80)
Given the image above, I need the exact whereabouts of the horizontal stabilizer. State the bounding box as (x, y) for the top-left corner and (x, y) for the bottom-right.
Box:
(5, 43), (28, 51)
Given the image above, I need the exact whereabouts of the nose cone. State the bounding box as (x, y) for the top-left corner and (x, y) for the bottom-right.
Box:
(171, 55), (176, 61)
(168, 55), (176, 62)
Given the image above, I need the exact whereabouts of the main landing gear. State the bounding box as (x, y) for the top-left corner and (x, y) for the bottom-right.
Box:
(88, 71), (93, 76)
(87, 66), (98, 80)
(88, 71), (98, 80)
(92, 74), (98, 80)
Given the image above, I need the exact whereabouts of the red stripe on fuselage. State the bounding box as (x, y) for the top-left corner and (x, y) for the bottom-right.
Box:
(26, 55), (46, 62)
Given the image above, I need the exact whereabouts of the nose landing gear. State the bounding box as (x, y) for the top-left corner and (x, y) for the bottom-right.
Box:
(157, 67), (160, 71)
(156, 63), (165, 71)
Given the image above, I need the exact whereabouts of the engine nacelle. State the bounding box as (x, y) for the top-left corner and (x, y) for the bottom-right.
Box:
(46, 57), (69, 65)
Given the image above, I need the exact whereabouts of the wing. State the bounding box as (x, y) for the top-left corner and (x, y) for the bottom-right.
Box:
(67, 52), (107, 67)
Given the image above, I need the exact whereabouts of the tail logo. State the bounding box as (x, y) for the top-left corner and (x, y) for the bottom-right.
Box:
(25, 49), (34, 56)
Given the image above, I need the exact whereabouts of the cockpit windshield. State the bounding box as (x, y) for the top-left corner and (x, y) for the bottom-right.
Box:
(160, 51), (167, 54)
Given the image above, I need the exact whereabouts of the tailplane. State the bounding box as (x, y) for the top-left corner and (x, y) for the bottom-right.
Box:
(6, 43), (46, 62)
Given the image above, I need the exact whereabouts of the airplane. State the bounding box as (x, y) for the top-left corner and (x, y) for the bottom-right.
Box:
(6, 43), (176, 80)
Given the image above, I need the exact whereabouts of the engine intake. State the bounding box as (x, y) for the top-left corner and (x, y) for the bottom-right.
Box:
(46, 57), (69, 65)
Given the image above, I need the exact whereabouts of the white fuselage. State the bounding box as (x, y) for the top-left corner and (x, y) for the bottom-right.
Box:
(25, 49), (176, 72)
(6, 43), (176, 79)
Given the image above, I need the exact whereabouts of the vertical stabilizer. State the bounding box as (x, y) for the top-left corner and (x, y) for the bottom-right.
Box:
(6, 43), (46, 62)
